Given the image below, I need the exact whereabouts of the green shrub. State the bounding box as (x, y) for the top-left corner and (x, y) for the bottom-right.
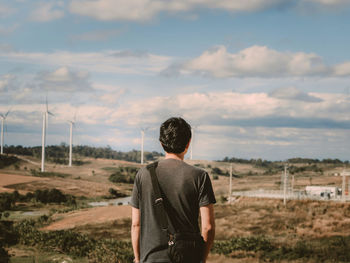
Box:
(33, 188), (75, 204)
(0, 188), (76, 207)
(0, 220), (18, 246)
(0, 155), (20, 169)
(0, 246), (10, 263)
(109, 167), (138, 184)
(211, 236), (274, 255)
(14, 219), (133, 262)
(88, 240), (133, 263)
(30, 169), (70, 178)
(212, 167), (224, 175)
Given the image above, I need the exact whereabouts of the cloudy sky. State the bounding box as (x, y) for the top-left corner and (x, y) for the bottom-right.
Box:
(1, 0), (350, 160)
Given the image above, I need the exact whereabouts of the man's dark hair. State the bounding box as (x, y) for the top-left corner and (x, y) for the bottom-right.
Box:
(159, 117), (192, 154)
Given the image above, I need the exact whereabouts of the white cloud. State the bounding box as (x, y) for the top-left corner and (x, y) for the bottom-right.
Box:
(333, 62), (350, 76)
(0, 50), (171, 75)
(106, 91), (350, 129)
(5, 90), (350, 160)
(68, 0), (350, 21)
(29, 1), (65, 22)
(269, 86), (323, 102)
(12, 87), (33, 101)
(38, 66), (91, 92)
(68, 0), (287, 21)
(172, 45), (350, 78)
(99, 89), (126, 105)
(0, 74), (16, 91)
(302, 0), (349, 6)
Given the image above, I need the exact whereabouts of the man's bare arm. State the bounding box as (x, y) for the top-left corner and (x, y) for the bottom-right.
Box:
(131, 207), (141, 263)
(200, 204), (215, 263)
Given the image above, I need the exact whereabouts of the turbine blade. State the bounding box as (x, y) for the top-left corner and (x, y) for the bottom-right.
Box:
(73, 108), (78, 122)
(48, 111), (54, 116)
(5, 110), (10, 118)
(46, 95), (49, 113)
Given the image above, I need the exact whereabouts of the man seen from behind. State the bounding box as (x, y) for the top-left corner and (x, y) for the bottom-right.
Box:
(130, 117), (216, 263)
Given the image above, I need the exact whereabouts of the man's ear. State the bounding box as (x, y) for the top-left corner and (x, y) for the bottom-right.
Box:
(185, 139), (191, 150)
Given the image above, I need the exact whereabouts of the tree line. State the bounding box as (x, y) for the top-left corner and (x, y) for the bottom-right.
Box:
(220, 156), (349, 165)
(4, 144), (164, 164)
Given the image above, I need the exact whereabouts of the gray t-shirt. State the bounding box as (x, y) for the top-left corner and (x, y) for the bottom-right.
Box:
(130, 158), (216, 263)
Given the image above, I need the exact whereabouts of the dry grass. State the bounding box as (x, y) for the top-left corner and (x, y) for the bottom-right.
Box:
(0, 156), (140, 197)
(215, 197), (350, 244)
(3, 157), (349, 262)
(73, 218), (132, 241)
(5, 176), (131, 197)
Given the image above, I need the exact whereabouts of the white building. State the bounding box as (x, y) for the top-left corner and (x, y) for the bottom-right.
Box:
(305, 186), (340, 199)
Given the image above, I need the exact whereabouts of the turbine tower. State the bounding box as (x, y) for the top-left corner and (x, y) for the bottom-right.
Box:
(41, 98), (54, 172)
(141, 129), (145, 164)
(67, 110), (77, 167)
(0, 110), (10, 155)
(140, 126), (153, 164)
(190, 126), (198, 160)
(68, 120), (74, 167)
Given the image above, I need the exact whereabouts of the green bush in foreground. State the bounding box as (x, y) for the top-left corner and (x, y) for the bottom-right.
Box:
(0, 246), (10, 263)
(15, 219), (133, 263)
(212, 235), (350, 262)
(211, 236), (273, 255)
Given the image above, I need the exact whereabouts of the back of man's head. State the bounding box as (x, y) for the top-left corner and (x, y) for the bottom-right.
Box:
(159, 117), (192, 154)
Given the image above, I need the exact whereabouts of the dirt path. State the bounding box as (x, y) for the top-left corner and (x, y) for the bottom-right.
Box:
(43, 205), (131, 231)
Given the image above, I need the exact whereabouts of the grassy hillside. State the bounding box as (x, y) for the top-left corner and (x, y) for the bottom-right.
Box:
(1, 153), (350, 262)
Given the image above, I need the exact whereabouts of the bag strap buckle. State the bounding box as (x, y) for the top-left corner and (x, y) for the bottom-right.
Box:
(155, 197), (163, 205)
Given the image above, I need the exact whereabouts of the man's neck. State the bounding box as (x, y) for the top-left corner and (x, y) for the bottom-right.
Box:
(165, 152), (184, 161)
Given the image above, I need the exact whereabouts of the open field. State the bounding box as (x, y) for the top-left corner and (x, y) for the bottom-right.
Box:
(0, 156), (140, 197)
(1, 155), (350, 262)
(39, 196), (350, 262)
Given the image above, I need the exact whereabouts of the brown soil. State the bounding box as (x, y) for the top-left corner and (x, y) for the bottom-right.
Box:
(0, 173), (47, 194)
(42, 205), (131, 231)
(6, 176), (131, 197)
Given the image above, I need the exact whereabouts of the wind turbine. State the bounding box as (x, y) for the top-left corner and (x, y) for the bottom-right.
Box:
(140, 127), (153, 164)
(141, 128), (145, 164)
(0, 110), (10, 155)
(67, 112), (77, 167)
(190, 125), (198, 160)
(41, 98), (54, 172)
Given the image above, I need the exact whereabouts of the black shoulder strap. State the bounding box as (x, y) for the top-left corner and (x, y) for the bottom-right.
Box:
(146, 162), (169, 233)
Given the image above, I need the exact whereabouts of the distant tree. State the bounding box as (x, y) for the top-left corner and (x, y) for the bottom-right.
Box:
(5, 145), (164, 163)
(212, 167), (224, 175)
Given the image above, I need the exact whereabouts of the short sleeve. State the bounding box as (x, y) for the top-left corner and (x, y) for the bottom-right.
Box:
(198, 172), (216, 207)
(130, 171), (141, 209)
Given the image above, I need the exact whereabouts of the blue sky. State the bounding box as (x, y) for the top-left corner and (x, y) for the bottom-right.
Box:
(1, 0), (350, 160)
